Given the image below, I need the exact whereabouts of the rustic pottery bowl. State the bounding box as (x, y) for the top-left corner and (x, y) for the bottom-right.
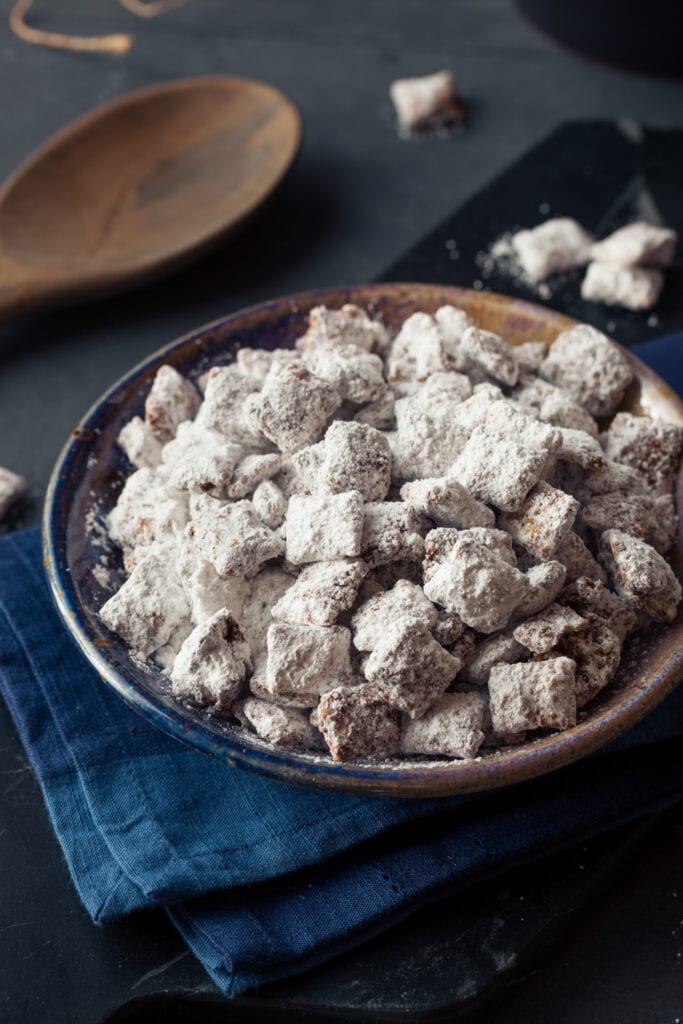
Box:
(43, 284), (683, 797)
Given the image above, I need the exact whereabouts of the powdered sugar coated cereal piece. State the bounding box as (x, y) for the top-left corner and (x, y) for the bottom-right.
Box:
(364, 623), (461, 718)
(539, 325), (634, 417)
(513, 602), (587, 654)
(296, 304), (389, 355)
(554, 530), (607, 584)
(483, 400), (562, 453)
(461, 631), (527, 685)
(581, 262), (664, 311)
(515, 341), (548, 373)
(512, 377), (599, 437)
(450, 427), (548, 513)
(459, 326), (519, 386)
(274, 443), (326, 499)
(432, 611), (468, 651)
(513, 561), (567, 619)
(389, 70), (463, 134)
(265, 623), (352, 701)
(536, 611), (621, 708)
(423, 526), (516, 584)
(162, 421), (244, 495)
(252, 479), (287, 529)
(107, 467), (187, 555)
(511, 218), (593, 283)
(556, 428), (607, 471)
(170, 610), (251, 713)
(352, 579), (437, 652)
(489, 658), (577, 733)
(317, 685), (399, 761)
(303, 342), (386, 405)
(188, 498), (285, 577)
(434, 305), (472, 370)
(176, 541), (248, 625)
(581, 491), (676, 554)
(387, 312), (449, 388)
(226, 453), (281, 499)
(450, 385), (505, 431)
(272, 559), (367, 626)
(240, 566), (293, 657)
(118, 417), (163, 470)
(560, 576), (636, 643)
(235, 698), (318, 749)
(599, 529), (682, 623)
(401, 692), (485, 759)
(601, 412), (683, 494)
(100, 547), (190, 658)
(195, 365), (265, 446)
(498, 481), (579, 560)
(393, 394), (469, 480)
(0, 467), (28, 520)
(245, 362), (341, 453)
(152, 619), (194, 674)
(285, 491), (364, 563)
(361, 501), (426, 566)
(400, 476), (495, 528)
(354, 387), (396, 430)
(145, 365), (200, 442)
(316, 421), (391, 501)
(590, 223), (677, 268)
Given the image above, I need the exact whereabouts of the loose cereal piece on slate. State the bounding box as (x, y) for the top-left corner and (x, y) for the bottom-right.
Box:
(601, 412), (683, 494)
(195, 365), (265, 446)
(354, 387), (396, 430)
(0, 467), (28, 520)
(303, 342), (386, 405)
(401, 692), (485, 759)
(245, 362), (341, 452)
(162, 422), (244, 496)
(539, 324), (634, 417)
(352, 579), (438, 652)
(537, 611), (622, 708)
(556, 428), (607, 471)
(118, 417), (163, 470)
(252, 479), (287, 529)
(176, 542), (249, 625)
(513, 602), (587, 654)
(489, 658), (577, 733)
(498, 481), (579, 560)
(389, 70), (464, 134)
(513, 561), (567, 619)
(240, 567), (295, 657)
(107, 467), (188, 554)
(145, 365), (200, 442)
(317, 685), (399, 761)
(296, 304), (389, 355)
(361, 501), (426, 566)
(581, 491), (676, 554)
(511, 218), (593, 283)
(226, 453), (281, 499)
(235, 697), (318, 749)
(272, 559), (367, 626)
(461, 630), (527, 685)
(364, 623), (461, 718)
(400, 476), (495, 528)
(560, 576), (637, 643)
(387, 312), (449, 388)
(459, 326), (519, 386)
(515, 341), (548, 373)
(100, 547), (190, 658)
(286, 491), (364, 563)
(554, 530), (607, 584)
(599, 529), (682, 623)
(434, 305), (472, 370)
(170, 610), (251, 713)
(591, 222), (677, 268)
(316, 421), (391, 501)
(423, 533), (529, 633)
(450, 426), (548, 513)
(581, 262), (664, 311)
(189, 499), (285, 577)
(265, 623), (353, 701)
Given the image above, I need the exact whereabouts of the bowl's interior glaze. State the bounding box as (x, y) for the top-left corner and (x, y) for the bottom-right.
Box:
(44, 284), (683, 797)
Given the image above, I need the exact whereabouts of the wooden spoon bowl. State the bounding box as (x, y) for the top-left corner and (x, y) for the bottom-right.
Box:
(0, 76), (301, 323)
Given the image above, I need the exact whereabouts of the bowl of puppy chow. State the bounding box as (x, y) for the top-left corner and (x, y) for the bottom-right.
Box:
(44, 283), (683, 796)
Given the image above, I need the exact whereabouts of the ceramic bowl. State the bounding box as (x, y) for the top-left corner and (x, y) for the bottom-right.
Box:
(43, 284), (683, 797)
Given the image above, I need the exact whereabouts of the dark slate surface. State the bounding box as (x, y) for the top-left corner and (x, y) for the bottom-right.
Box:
(1, 2), (683, 1021)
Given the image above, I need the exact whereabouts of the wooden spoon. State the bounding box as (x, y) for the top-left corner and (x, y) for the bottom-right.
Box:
(0, 76), (302, 324)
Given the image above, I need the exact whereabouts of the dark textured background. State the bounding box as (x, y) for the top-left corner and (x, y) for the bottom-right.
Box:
(1, 2), (682, 1021)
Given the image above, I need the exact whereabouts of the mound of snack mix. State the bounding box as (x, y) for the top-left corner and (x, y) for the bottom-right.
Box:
(100, 303), (683, 762)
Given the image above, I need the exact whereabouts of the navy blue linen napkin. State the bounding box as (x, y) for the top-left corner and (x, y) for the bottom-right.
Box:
(0, 336), (682, 996)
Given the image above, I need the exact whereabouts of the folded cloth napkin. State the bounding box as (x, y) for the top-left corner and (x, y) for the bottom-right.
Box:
(1, 336), (682, 997)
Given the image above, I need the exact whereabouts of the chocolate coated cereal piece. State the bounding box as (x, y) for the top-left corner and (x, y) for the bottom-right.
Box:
(513, 560), (567, 619)
(499, 481), (579, 560)
(0, 467), (28, 520)
(296, 304), (389, 355)
(252, 479), (287, 529)
(189, 499), (285, 577)
(511, 218), (593, 283)
(401, 692), (486, 759)
(601, 412), (683, 494)
(556, 428), (607, 471)
(590, 222), (677, 268)
(554, 530), (607, 584)
(246, 362), (341, 452)
(559, 576), (637, 643)
(581, 491), (676, 554)
(286, 491), (365, 563)
(170, 609), (251, 714)
(145, 365), (200, 442)
(400, 476), (494, 529)
(432, 611), (467, 651)
(354, 387), (396, 430)
(459, 326), (519, 386)
(512, 377), (599, 437)
(361, 501), (426, 566)
(118, 417), (163, 470)
(461, 630), (527, 685)
(581, 262), (664, 311)
(316, 421), (392, 501)
(537, 611), (621, 708)
(265, 622), (353, 701)
(539, 324), (634, 417)
(235, 697), (319, 749)
(599, 529), (682, 623)
(450, 427), (548, 513)
(272, 559), (367, 626)
(317, 685), (399, 761)
(352, 579), (438, 652)
(513, 602), (587, 654)
(489, 658), (577, 733)
(364, 623), (461, 718)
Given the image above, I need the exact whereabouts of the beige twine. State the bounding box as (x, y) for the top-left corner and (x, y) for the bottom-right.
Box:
(9, 0), (191, 55)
